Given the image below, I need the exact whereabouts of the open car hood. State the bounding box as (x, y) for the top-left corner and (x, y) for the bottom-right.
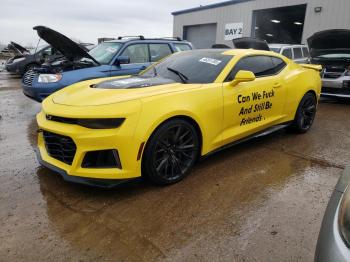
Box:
(233, 37), (270, 51)
(308, 29), (350, 57)
(7, 41), (29, 56)
(33, 26), (99, 64)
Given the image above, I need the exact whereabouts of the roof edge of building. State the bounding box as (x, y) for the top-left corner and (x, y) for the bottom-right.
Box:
(171, 0), (254, 16)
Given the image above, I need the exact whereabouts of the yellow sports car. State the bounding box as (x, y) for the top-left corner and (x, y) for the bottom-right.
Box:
(36, 49), (321, 187)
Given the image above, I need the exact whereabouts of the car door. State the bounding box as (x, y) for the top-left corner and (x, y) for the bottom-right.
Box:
(110, 43), (151, 76)
(222, 55), (288, 144)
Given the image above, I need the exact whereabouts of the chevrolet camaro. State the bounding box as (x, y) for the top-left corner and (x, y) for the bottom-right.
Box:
(36, 49), (322, 187)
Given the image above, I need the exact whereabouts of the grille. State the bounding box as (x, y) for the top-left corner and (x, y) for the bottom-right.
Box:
(23, 70), (36, 86)
(322, 68), (345, 79)
(43, 131), (76, 165)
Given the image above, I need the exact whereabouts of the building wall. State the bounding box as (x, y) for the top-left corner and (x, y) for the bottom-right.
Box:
(173, 0), (350, 46)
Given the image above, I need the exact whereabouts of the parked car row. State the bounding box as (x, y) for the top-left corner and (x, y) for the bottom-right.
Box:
(19, 26), (193, 102)
(5, 26), (350, 101)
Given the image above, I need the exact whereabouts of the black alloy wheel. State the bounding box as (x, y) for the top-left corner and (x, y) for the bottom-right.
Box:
(143, 119), (200, 185)
(289, 93), (317, 133)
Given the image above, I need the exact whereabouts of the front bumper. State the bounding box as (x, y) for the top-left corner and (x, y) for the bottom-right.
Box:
(22, 83), (53, 102)
(321, 76), (350, 98)
(314, 167), (350, 262)
(5, 63), (21, 74)
(36, 110), (143, 186)
(36, 149), (131, 188)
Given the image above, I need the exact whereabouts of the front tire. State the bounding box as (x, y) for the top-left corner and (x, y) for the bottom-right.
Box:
(288, 93), (317, 133)
(143, 119), (200, 185)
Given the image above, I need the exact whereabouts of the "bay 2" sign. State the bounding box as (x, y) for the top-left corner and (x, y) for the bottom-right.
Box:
(224, 23), (243, 40)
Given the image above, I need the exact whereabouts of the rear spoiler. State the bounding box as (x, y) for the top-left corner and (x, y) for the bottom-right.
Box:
(300, 64), (322, 72)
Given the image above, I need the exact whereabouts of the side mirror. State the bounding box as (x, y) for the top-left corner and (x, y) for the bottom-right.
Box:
(230, 70), (256, 86)
(115, 56), (130, 66)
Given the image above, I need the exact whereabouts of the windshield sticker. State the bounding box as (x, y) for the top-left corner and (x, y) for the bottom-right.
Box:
(106, 47), (117, 53)
(199, 57), (222, 66)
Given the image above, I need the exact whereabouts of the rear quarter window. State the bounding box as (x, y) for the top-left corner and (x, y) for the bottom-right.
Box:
(293, 48), (303, 59)
(226, 55), (286, 81)
(302, 47), (309, 57)
(174, 43), (192, 52)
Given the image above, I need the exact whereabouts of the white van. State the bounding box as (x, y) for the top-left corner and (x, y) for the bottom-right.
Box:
(269, 44), (310, 63)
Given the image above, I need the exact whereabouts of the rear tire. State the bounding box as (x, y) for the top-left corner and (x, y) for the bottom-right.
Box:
(142, 119), (200, 185)
(288, 93), (317, 133)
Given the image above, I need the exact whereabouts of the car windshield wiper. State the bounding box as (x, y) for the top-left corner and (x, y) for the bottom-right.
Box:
(167, 67), (188, 83)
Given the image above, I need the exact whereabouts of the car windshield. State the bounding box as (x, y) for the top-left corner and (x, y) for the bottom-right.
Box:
(141, 50), (233, 84)
(30, 44), (48, 54)
(316, 53), (350, 59)
(88, 42), (122, 64)
(270, 47), (281, 53)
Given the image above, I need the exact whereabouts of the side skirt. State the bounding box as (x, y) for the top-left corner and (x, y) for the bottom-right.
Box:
(202, 122), (291, 159)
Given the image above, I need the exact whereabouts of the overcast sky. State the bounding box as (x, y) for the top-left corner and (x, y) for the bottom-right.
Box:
(0, 0), (220, 47)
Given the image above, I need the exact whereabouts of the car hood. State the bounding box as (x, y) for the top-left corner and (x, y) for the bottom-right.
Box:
(33, 26), (100, 65)
(307, 29), (350, 57)
(233, 37), (270, 51)
(7, 41), (29, 56)
(51, 76), (198, 106)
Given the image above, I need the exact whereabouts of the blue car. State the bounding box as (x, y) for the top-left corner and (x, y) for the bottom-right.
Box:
(22, 26), (193, 102)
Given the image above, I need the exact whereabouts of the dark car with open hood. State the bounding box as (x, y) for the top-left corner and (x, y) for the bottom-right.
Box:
(21, 26), (193, 102)
(308, 29), (350, 99)
(6, 32), (94, 76)
(5, 41), (62, 76)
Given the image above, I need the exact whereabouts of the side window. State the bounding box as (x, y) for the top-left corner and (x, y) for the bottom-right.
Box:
(120, 44), (149, 63)
(302, 47), (309, 57)
(149, 44), (172, 62)
(271, 57), (286, 74)
(174, 43), (192, 52)
(293, 48), (303, 59)
(282, 48), (293, 59)
(226, 56), (286, 81)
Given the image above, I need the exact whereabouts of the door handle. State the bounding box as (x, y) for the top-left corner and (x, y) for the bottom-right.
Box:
(273, 83), (282, 88)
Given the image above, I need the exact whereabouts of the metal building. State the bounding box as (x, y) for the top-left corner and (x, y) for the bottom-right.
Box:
(172, 0), (350, 49)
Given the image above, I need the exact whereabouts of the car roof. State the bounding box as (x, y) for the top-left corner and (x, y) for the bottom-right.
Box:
(105, 38), (191, 44)
(221, 48), (283, 57)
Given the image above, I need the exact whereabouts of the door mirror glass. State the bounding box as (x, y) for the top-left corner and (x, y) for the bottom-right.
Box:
(230, 70), (255, 86)
(115, 55), (130, 65)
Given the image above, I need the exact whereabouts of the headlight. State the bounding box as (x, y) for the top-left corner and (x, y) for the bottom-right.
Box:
(38, 74), (62, 83)
(339, 185), (350, 247)
(77, 118), (125, 129)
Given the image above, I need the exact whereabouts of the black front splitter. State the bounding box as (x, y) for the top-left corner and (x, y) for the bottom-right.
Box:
(35, 149), (131, 189)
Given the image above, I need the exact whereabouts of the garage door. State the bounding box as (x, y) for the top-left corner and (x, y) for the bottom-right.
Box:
(183, 23), (217, 49)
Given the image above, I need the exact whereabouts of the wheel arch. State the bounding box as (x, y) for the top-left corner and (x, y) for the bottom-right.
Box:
(292, 89), (318, 120)
(141, 114), (204, 161)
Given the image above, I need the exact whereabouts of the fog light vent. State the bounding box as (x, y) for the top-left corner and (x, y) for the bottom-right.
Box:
(82, 149), (122, 169)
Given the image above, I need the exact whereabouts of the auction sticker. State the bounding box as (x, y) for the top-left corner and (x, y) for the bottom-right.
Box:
(199, 57), (222, 66)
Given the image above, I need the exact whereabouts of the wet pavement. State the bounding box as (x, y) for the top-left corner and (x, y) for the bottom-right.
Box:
(0, 71), (349, 261)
